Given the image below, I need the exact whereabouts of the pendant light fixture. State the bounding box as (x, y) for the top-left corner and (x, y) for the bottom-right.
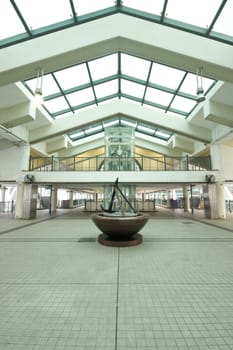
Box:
(196, 67), (205, 103)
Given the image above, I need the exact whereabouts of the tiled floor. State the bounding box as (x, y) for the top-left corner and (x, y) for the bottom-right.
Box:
(0, 208), (233, 349)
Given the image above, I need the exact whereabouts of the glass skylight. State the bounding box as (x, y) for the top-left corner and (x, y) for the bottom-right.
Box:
(94, 80), (118, 99)
(24, 51), (215, 120)
(72, 0), (114, 16)
(165, 0), (223, 28)
(43, 97), (69, 113)
(66, 87), (95, 107)
(121, 80), (145, 98)
(54, 64), (90, 90)
(14, 0), (71, 30)
(0, 0), (25, 40)
(145, 87), (173, 107)
(213, 1), (233, 37)
(170, 96), (197, 113)
(123, 0), (165, 16)
(68, 116), (173, 144)
(150, 63), (186, 90)
(121, 54), (151, 81)
(0, 1), (232, 47)
(88, 54), (118, 81)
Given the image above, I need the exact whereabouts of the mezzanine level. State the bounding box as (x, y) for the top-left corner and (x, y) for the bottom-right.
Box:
(29, 155), (211, 172)
(17, 155), (218, 186)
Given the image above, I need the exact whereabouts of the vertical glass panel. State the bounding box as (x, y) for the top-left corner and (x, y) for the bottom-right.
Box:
(135, 131), (168, 145)
(166, 0), (222, 28)
(213, 1), (233, 37)
(95, 80), (118, 99)
(137, 124), (155, 135)
(180, 73), (214, 96)
(85, 124), (103, 134)
(0, 0), (26, 40)
(145, 87), (173, 106)
(123, 0), (165, 16)
(54, 64), (90, 90)
(121, 80), (145, 98)
(121, 54), (151, 81)
(14, 0), (72, 29)
(88, 54), (118, 81)
(26, 74), (60, 96)
(170, 96), (197, 113)
(66, 87), (94, 106)
(73, 0), (114, 16)
(43, 96), (69, 113)
(70, 130), (85, 139)
(150, 63), (186, 90)
(155, 130), (171, 139)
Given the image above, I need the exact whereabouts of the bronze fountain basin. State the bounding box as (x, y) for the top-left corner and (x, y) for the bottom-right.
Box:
(92, 212), (149, 246)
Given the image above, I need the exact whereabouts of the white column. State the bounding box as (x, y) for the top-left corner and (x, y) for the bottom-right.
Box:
(183, 185), (190, 212)
(68, 191), (73, 208)
(0, 186), (6, 202)
(167, 190), (171, 208)
(216, 182), (226, 219)
(210, 142), (227, 219)
(51, 187), (57, 213)
(15, 182), (25, 219)
(15, 183), (38, 219)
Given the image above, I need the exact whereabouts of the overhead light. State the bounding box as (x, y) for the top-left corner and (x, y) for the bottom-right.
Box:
(35, 67), (44, 104)
(196, 67), (205, 103)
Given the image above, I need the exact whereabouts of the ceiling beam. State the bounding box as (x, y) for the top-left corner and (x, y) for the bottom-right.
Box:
(29, 100), (211, 144)
(204, 101), (233, 127)
(0, 14), (233, 86)
(0, 101), (36, 128)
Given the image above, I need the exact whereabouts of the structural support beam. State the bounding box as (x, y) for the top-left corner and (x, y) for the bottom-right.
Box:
(46, 136), (68, 154)
(0, 101), (36, 128)
(0, 14), (233, 85)
(204, 101), (233, 128)
(170, 135), (194, 153)
(29, 100), (211, 144)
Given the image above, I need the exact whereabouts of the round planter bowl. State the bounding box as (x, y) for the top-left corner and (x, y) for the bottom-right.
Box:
(92, 212), (149, 240)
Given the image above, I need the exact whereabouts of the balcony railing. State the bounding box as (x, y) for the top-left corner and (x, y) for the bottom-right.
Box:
(29, 155), (211, 172)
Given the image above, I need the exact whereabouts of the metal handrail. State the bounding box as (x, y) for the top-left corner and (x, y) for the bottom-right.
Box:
(29, 155), (211, 172)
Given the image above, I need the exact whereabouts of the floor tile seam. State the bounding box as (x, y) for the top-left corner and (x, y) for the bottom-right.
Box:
(0, 239), (81, 242)
(0, 282), (118, 286)
(115, 247), (120, 350)
(1, 282), (233, 286)
(117, 282), (233, 286)
(180, 215), (233, 233)
(0, 210), (72, 236)
(0, 217), (57, 236)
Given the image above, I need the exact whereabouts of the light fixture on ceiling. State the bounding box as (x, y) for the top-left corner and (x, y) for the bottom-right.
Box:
(196, 67), (206, 103)
(35, 67), (44, 104)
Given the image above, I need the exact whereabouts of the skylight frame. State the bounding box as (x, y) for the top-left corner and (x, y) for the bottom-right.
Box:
(23, 51), (216, 122)
(67, 115), (173, 144)
(0, 1), (232, 49)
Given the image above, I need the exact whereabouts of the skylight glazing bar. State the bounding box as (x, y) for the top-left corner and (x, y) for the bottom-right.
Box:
(51, 73), (74, 113)
(142, 61), (153, 105)
(69, 0), (78, 23)
(206, 0), (228, 35)
(160, 0), (168, 23)
(166, 72), (188, 112)
(86, 62), (98, 106)
(10, 0), (32, 36)
(118, 52), (122, 99)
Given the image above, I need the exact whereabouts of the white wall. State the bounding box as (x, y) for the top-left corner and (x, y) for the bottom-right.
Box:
(0, 144), (30, 181)
(211, 143), (233, 180)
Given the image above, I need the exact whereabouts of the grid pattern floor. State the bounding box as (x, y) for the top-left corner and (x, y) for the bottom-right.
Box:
(0, 209), (233, 349)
